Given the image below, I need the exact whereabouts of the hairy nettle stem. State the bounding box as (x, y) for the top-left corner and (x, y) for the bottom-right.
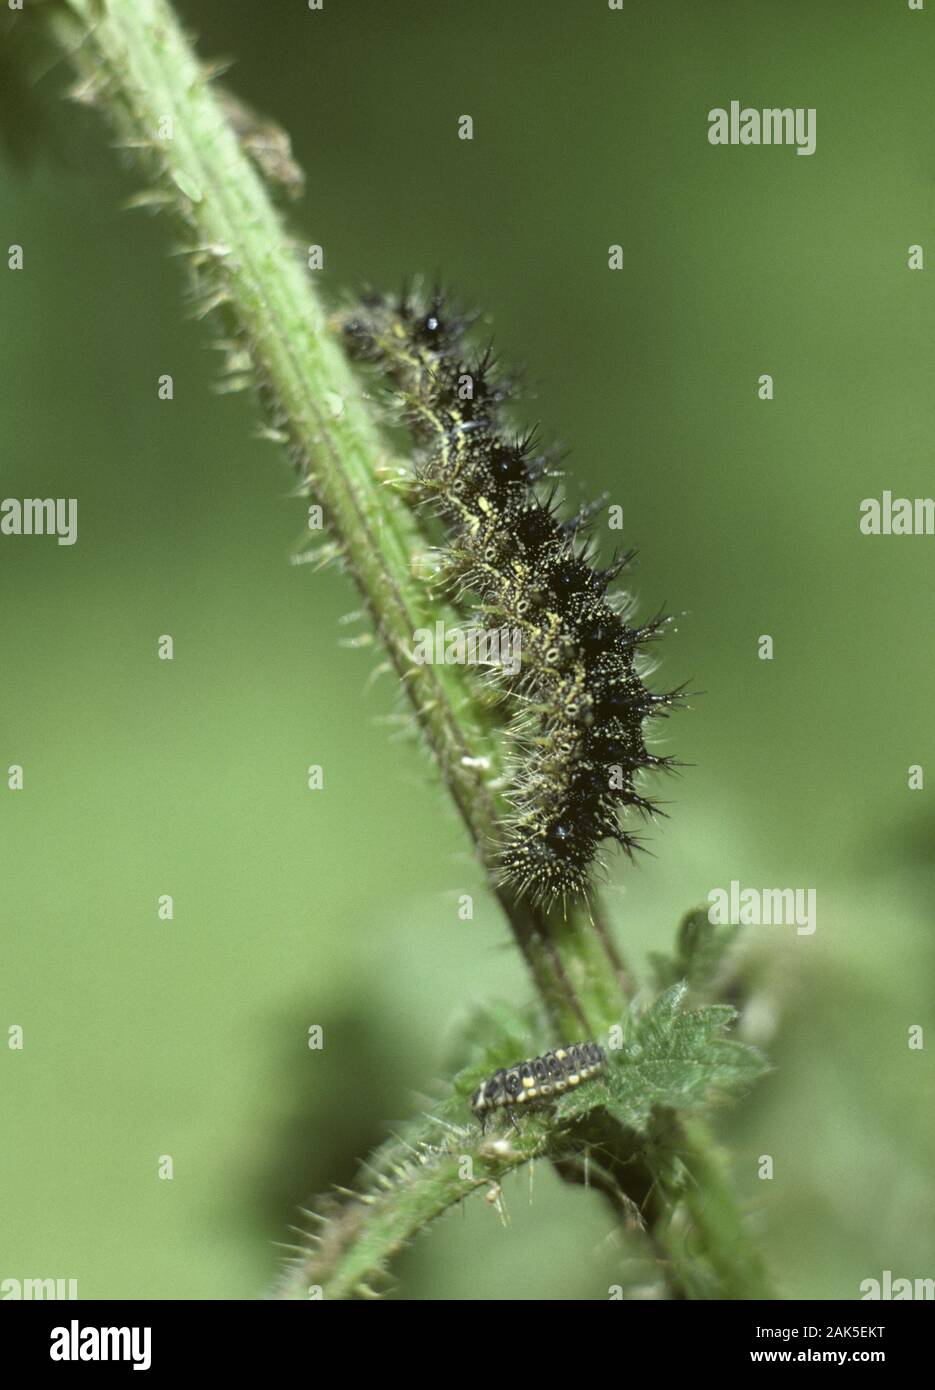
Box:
(47, 0), (628, 1040)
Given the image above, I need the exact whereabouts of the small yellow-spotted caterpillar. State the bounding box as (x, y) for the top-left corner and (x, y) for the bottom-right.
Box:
(338, 288), (680, 906)
(470, 1041), (606, 1131)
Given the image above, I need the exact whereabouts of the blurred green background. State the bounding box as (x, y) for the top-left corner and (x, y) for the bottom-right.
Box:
(1, 0), (933, 1299)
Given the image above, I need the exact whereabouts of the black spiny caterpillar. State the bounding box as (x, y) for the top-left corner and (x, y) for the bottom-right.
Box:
(338, 288), (679, 905)
(470, 1041), (606, 1130)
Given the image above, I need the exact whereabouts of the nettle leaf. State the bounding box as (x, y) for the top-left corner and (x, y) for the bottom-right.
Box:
(446, 1000), (544, 1072)
(650, 908), (741, 993)
(555, 983), (768, 1132)
(446, 1000), (548, 1109)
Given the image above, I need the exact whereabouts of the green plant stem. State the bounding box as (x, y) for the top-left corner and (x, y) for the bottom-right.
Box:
(280, 1118), (556, 1301)
(649, 1115), (774, 1300)
(276, 1102), (770, 1302)
(45, 0), (628, 1039)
